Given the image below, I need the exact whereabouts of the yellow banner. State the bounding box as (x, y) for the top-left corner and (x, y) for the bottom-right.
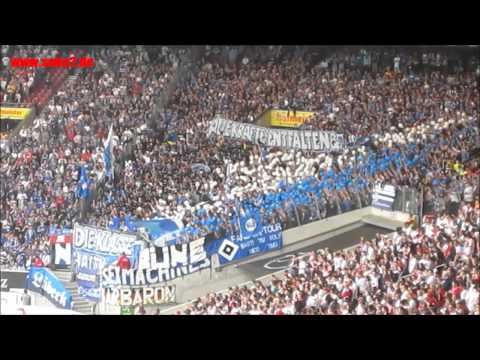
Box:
(262, 109), (316, 128)
(0, 107), (32, 120)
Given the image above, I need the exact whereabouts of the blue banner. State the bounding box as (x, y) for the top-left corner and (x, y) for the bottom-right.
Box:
(74, 246), (141, 302)
(76, 165), (90, 199)
(73, 223), (142, 302)
(27, 267), (73, 309)
(74, 248), (115, 302)
(207, 221), (283, 265)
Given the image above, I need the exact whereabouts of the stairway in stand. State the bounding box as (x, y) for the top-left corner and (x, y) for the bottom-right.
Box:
(26, 68), (69, 113)
(53, 269), (92, 314)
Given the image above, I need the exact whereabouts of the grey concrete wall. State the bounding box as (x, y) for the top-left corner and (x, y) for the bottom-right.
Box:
(282, 207), (372, 246)
(371, 207), (410, 223)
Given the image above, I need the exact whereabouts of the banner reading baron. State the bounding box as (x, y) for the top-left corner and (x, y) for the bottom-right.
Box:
(103, 286), (176, 307)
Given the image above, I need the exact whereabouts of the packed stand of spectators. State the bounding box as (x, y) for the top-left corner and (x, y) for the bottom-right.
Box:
(182, 171), (479, 315)
(1, 46), (479, 271)
(90, 47), (478, 243)
(0, 45), (64, 105)
(0, 46), (180, 269)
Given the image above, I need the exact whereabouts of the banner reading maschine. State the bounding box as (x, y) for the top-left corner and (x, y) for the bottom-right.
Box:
(207, 117), (346, 152)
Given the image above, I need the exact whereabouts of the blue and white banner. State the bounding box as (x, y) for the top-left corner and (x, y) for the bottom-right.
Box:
(103, 237), (211, 287)
(132, 218), (184, 247)
(372, 183), (396, 211)
(73, 223), (139, 257)
(74, 248), (117, 302)
(207, 221), (283, 265)
(74, 246), (142, 302)
(73, 224), (141, 302)
(27, 267), (73, 309)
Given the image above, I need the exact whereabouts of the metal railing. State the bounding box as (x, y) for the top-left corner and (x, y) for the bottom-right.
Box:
(0, 102), (33, 108)
(392, 185), (421, 215)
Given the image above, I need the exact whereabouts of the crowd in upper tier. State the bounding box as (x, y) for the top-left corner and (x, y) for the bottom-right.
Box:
(1, 46), (478, 273)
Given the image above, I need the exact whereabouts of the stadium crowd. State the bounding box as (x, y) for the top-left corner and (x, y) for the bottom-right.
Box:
(1, 46), (479, 279)
(91, 46), (478, 242)
(0, 45), (65, 105)
(0, 46), (178, 268)
(183, 174), (479, 315)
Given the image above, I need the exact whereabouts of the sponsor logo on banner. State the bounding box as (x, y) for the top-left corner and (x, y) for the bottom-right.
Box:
(263, 109), (316, 128)
(0, 107), (32, 120)
(244, 217), (257, 233)
(0, 271), (27, 291)
(207, 117), (346, 152)
(27, 267), (72, 309)
(103, 286), (176, 306)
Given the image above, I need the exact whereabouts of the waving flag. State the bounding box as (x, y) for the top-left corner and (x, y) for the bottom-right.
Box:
(131, 218), (184, 247)
(76, 165), (90, 199)
(103, 124), (114, 181)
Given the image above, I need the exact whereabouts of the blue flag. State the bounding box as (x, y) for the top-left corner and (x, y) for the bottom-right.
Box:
(77, 165), (90, 199)
(131, 218), (184, 246)
(109, 216), (120, 231)
(103, 125), (114, 181)
(125, 215), (136, 233)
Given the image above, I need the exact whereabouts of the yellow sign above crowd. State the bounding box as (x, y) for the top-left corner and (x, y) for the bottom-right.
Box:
(258, 109), (316, 128)
(0, 107), (32, 120)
